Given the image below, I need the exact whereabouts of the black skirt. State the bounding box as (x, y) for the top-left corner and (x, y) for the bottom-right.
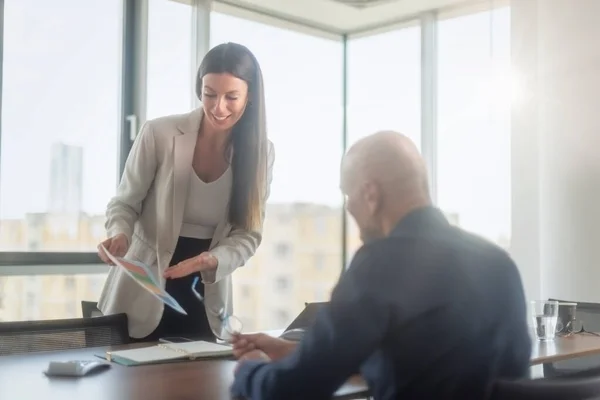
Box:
(135, 236), (215, 342)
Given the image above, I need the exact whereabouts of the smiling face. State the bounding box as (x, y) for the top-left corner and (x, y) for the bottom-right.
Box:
(201, 72), (249, 131)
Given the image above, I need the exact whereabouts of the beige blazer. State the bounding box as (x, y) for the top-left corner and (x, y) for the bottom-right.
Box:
(98, 107), (274, 338)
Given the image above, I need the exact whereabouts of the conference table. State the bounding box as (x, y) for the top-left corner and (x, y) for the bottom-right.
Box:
(0, 343), (369, 400)
(3, 333), (600, 399)
(530, 332), (600, 365)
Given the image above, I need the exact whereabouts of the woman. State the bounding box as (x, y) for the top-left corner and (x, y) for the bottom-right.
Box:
(97, 42), (274, 341)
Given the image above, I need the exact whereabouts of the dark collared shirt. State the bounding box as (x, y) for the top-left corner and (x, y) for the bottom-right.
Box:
(232, 207), (531, 400)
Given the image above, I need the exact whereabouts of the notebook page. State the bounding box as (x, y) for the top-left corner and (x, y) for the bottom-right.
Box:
(109, 345), (183, 363)
(167, 341), (233, 357)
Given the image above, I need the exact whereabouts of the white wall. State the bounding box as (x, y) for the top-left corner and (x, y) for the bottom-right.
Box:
(511, 0), (600, 302)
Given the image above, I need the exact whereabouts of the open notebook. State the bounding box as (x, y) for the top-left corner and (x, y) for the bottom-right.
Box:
(101, 341), (233, 366)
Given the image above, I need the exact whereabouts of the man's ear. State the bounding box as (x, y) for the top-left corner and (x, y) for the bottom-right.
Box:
(363, 181), (381, 216)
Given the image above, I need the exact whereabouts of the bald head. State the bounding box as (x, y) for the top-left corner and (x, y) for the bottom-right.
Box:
(341, 131), (431, 241)
(343, 131), (430, 200)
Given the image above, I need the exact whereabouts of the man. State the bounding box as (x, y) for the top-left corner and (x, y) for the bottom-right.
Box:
(231, 131), (531, 400)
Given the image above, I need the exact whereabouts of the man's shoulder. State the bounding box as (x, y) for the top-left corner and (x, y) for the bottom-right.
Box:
(355, 226), (514, 270)
(450, 226), (514, 264)
(347, 237), (418, 276)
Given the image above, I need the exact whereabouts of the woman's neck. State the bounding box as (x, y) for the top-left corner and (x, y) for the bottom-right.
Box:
(199, 117), (231, 148)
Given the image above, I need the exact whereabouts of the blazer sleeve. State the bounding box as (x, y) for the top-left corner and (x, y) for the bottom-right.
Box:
(203, 141), (275, 284)
(105, 122), (158, 243)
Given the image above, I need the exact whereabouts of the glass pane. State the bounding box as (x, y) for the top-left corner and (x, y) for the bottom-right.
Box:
(211, 14), (343, 331)
(146, 0), (193, 120)
(347, 26), (421, 147)
(0, 273), (107, 321)
(436, 8), (511, 248)
(0, 0), (123, 252)
(346, 26), (421, 260)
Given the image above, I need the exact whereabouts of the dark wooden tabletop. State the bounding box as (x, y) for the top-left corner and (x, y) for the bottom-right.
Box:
(9, 333), (600, 399)
(0, 344), (369, 400)
(530, 333), (600, 365)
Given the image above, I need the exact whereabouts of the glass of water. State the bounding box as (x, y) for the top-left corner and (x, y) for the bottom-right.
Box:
(531, 300), (560, 341)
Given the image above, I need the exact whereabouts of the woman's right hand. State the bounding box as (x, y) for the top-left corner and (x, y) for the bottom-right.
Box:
(98, 233), (129, 265)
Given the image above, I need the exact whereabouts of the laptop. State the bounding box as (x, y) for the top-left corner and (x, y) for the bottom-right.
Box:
(284, 302), (328, 332)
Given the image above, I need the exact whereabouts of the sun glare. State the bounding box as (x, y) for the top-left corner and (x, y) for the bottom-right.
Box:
(483, 66), (523, 108)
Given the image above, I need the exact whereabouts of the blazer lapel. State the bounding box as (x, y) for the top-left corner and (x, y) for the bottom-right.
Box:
(172, 109), (203, 241)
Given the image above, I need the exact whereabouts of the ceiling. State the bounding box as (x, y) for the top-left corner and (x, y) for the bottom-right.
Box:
(213, 0), (481, 34)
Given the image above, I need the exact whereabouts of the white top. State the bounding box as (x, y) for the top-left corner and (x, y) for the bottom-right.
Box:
(181, 166), (232, 239)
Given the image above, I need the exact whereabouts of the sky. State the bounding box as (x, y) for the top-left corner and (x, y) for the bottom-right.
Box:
(0, 0), (511, 242)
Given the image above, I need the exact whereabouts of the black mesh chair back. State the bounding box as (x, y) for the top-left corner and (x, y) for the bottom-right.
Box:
(0, 313), (130, 356)
(490, 369), (600, 400)
(81, 300), (102, 318)
(285, 302), (327, 331)
(545, 299), (600, 377)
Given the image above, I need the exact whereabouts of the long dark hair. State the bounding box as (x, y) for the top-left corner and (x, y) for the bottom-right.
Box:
(196, 42), (268, 231)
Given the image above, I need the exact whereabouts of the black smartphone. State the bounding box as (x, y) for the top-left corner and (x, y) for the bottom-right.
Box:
(158, 336), (194, 343)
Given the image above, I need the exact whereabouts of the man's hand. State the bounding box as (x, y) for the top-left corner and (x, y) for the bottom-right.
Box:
(231, 333), (297, 361)
(163, 251), (218, 279)
(234, 350), (271, 375)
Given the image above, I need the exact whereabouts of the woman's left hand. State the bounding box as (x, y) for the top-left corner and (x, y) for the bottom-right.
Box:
(163, 251), (218, 279)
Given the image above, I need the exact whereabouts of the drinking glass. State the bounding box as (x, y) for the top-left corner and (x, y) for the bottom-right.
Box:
(556, 302), (577, 335)
(531, 300), (561, 341)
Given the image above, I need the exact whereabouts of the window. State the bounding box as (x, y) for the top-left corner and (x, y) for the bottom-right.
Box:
(88, 274), (106, 295)
(346, 25), (421, 258)
(240, 285), (251, 299)
(274, 243), (291, 259)
(274, 277), (290, 291)
(65, 302), (76, 316)
(314, 217), (327, 236)
(273, 309), (290, 326)
(146, 0), (193, 120)
(436, 7), (511, 248)
(347, 25), (421, 147)
(211, 13), (343, 331)
(0, 278), (4, 308)
(0, 0), (123, 252)
(26, 293), (36, 309)
(313, 253), (325, 271)
(0, 274), (107, 321)
(64, 277), (75, 290)
(314, 287), (326, 302)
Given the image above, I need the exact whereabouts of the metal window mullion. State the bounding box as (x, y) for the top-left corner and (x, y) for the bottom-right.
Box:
(341, 33), (348, 272)
(119, 0), (147, 181)
(0, 252), (102, 266)
(191, 0), (211, 109)
(420, 12), (438, 204)
(0, 0), (4, 223)
(0, 264), (107, 276)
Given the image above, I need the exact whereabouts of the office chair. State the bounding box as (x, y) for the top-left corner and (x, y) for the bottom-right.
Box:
(489, 366), (600, 400)
(81, 300), (102, 318)
(0, 313), (130, 356)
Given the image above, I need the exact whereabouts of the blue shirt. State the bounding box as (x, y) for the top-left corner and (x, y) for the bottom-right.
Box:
(231, 207), (531, 400)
